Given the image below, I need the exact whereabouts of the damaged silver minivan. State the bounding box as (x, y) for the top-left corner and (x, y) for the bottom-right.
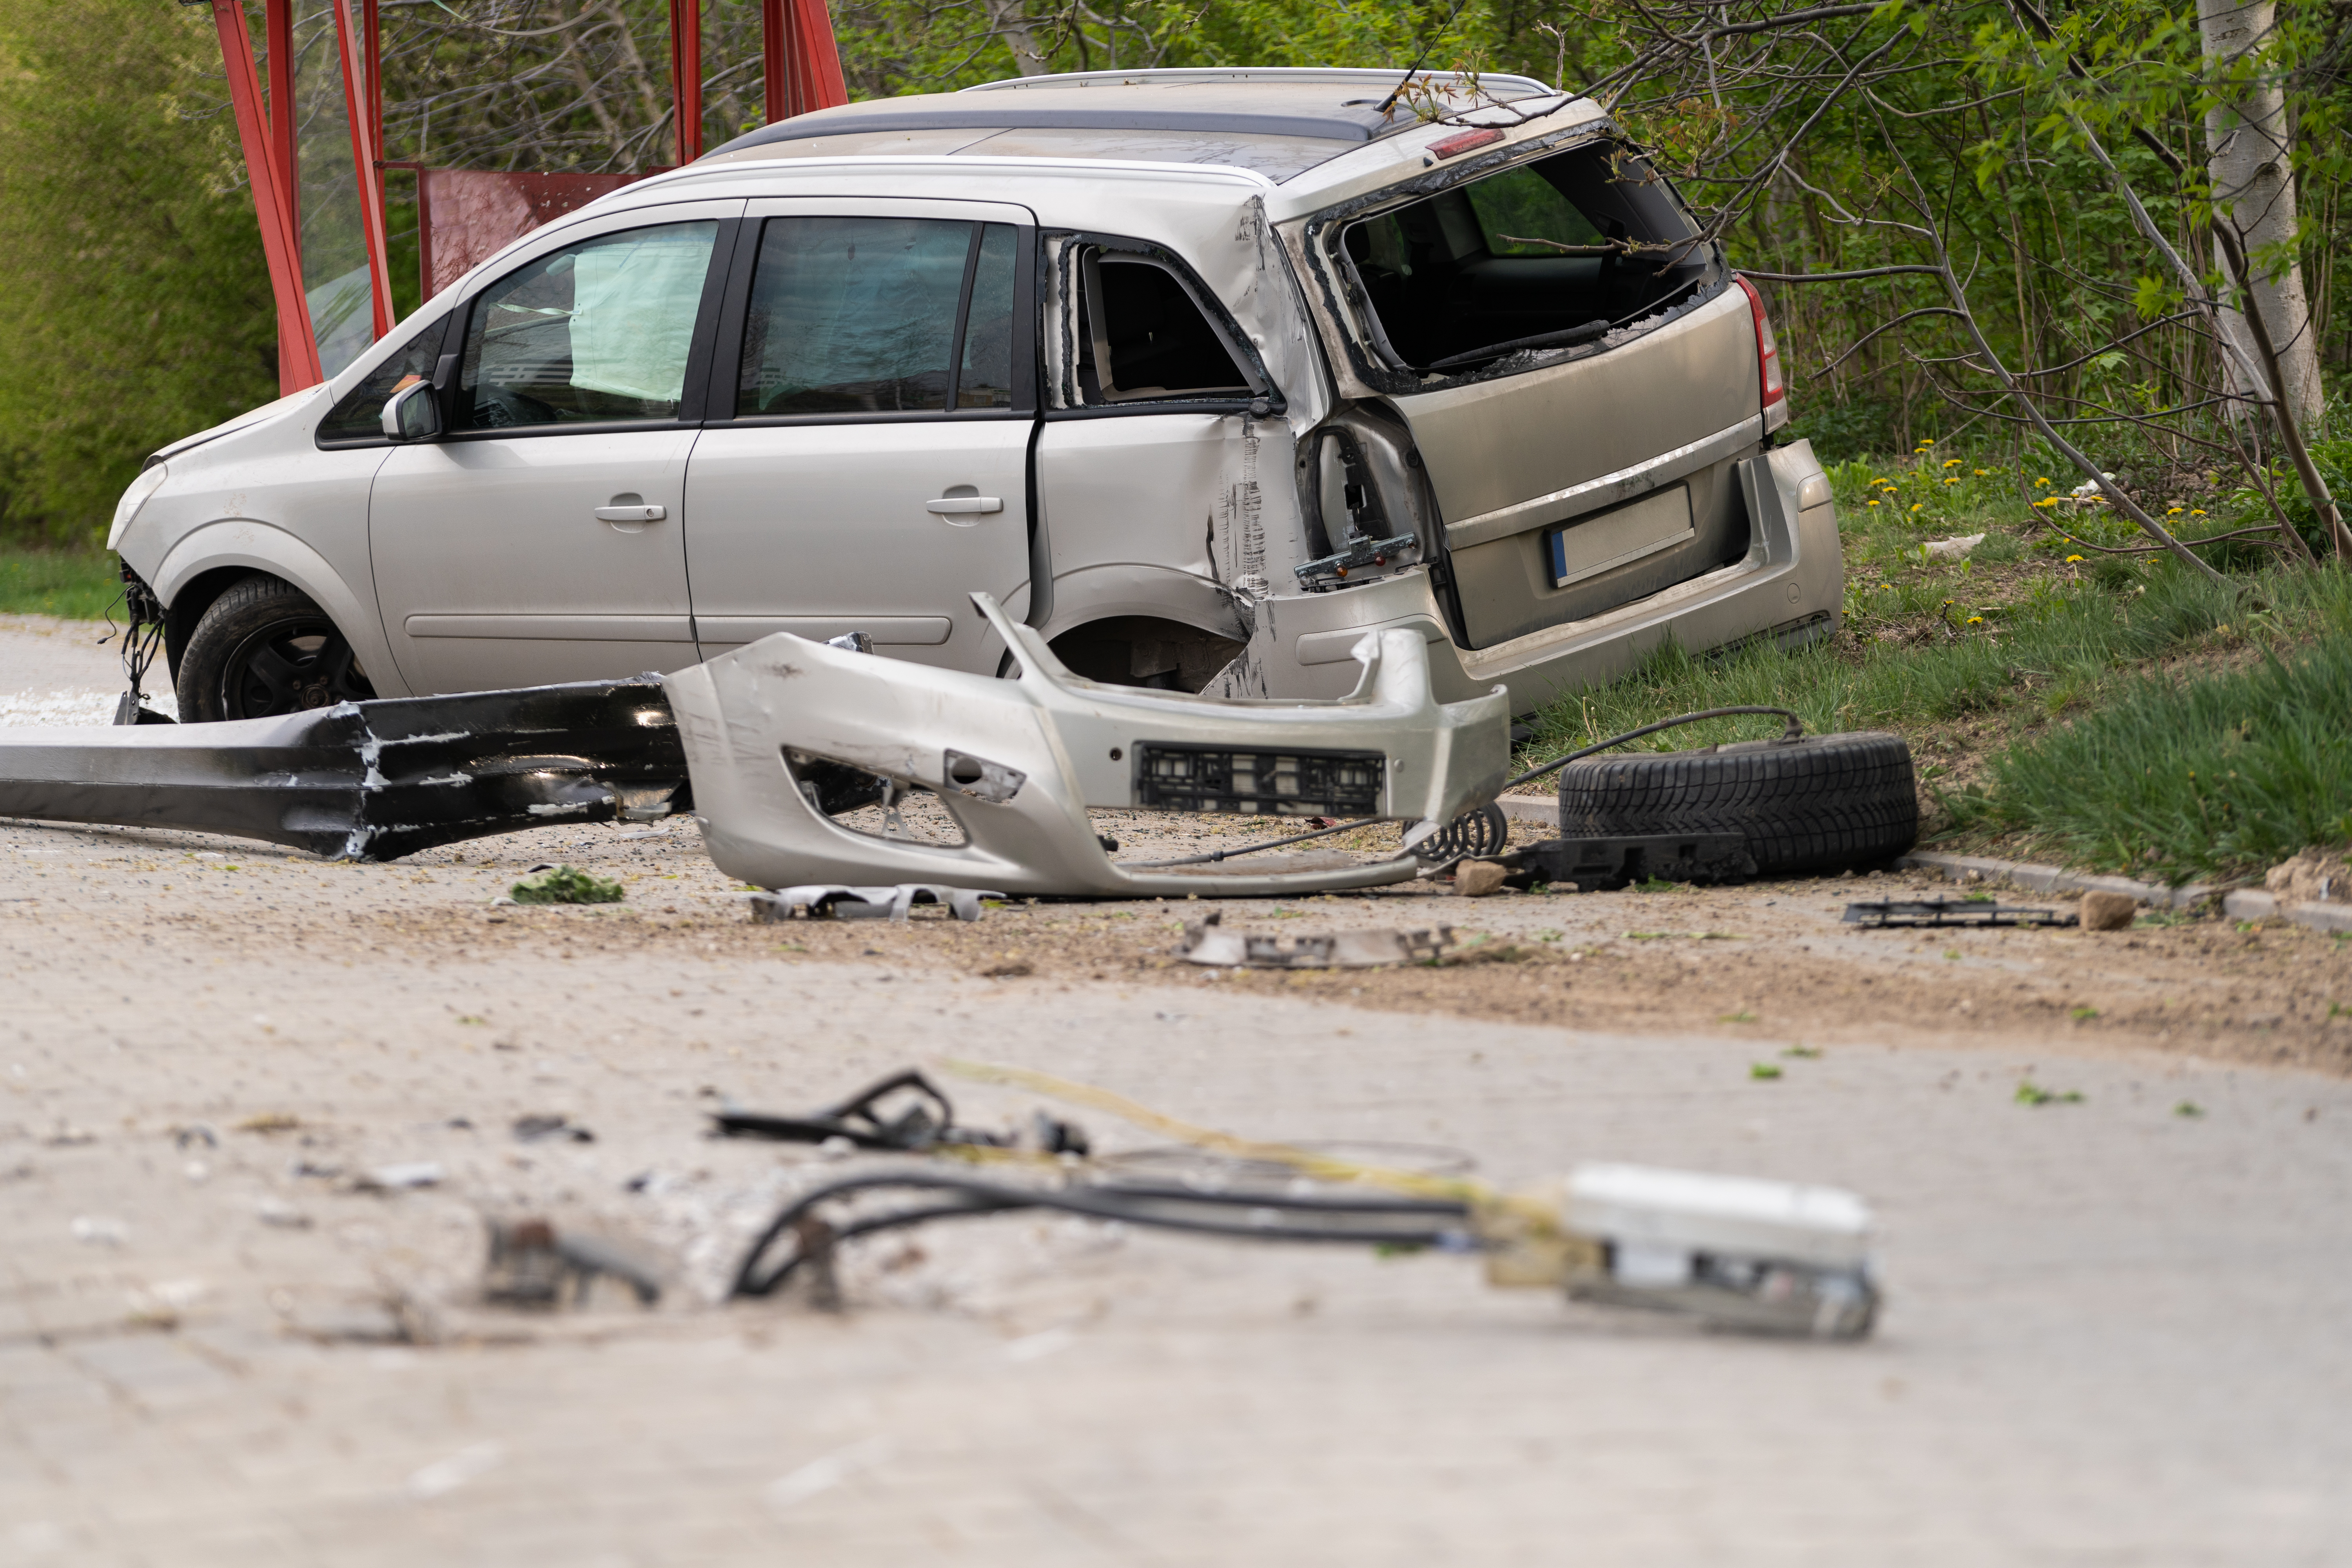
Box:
(111, 67), (1838, 723)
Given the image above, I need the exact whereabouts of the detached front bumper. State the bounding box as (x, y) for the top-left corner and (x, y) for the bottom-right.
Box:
(663, 594), (1510, 898)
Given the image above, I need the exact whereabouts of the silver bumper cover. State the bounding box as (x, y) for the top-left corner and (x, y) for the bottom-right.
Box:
(664, 594), (1510, 898)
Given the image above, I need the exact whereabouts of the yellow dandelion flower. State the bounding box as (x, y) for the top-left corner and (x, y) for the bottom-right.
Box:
(2167, 506), (2181, 515)
(2191, 508), (2207, 515)
(1911, 503), (1924, 512)
(1867, 499), (1880, 507)
(1921, 437), (1936, 445)
(2035, 477), (2051, 486)
(1944, 459), (1962, 468)
(1967, 615), (1984, 624)
(1944, 477), (1960, 485)
(1974, 468), (1989, 475)
(2065, 554), (2084, 563)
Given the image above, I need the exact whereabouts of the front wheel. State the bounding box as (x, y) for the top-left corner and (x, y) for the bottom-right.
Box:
(175, 575), (376, 722)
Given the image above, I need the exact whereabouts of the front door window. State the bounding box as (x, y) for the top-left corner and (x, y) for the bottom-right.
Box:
(458, 220), (720, 429)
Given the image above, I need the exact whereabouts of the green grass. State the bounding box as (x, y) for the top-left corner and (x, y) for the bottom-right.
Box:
(1946, 636), (2352, 885)
(0, 546), (119, 619)
(1517, 437), (2352, 885)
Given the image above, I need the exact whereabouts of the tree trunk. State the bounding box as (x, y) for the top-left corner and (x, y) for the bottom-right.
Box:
(2198, 0), (2323, 430)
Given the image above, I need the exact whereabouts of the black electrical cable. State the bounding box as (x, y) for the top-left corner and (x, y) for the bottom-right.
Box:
(1117, 707), (1805, 872)
(1502, 706), (1804, 792)
(731, 1171), (1475, 1299)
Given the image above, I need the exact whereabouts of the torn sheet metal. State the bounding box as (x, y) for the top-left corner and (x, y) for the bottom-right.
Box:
(746, 884), (1002, 922)
(0, 679), (688, 861)
(664, 592), (1509, 898)
(1177, 915), (1454, 968)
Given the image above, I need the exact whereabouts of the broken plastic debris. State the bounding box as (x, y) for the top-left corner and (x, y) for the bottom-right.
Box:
(1176, 911), (1453, 968)
(70, 1215), (127, 1246)
(746, 884), (1003, 923)
(1844, 899), (2078, 928)
(1561, 1163), (1877, 1339)
(1921, 532), (1985, 560)
(356, 1161), (445, 1191)
(481, 1217), (661, 1308)
(662, 592), (1508, 898)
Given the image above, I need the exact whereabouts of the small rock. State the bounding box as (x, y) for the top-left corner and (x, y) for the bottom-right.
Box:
(2080, 890), (2137, 931)
(1455, 860), (1509, 897)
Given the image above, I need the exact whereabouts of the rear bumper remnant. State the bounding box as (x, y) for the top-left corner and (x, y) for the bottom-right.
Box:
(665, 593), (1510, 897)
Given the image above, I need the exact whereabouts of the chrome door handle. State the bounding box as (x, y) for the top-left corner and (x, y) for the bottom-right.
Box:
(595, 503), (667, 523)
(925, 496), (1003, 515)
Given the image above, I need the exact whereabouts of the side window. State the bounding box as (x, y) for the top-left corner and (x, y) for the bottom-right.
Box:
(1078, 252), (1254, 403)
(457, 220), (719, 431)
(316, 314), (447, 445)
(737, 217), (1024, 416)
(956, 223), (1019, 409)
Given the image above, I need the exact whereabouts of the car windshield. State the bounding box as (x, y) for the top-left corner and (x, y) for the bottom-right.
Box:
(1339, 141), (1710, 378)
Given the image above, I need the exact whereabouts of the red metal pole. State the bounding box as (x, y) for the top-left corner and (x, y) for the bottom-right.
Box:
(761, 0), (847, 120)
(264, 0), (297, 212)
(790, 0), (848, 114)
(670, 0), (703, 164)
(761, 0), (785, 124)
(212, 0), (322, 393)
(333, 0), (395, 339)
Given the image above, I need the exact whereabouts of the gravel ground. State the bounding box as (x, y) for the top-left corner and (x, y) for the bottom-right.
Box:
(4, 614), (2349, 1566)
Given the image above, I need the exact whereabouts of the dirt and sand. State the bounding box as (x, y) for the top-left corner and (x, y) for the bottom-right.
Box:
(4, 613), (2349, 1564)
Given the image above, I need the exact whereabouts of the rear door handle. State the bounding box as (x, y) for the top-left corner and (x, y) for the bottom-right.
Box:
(595, 503), (667, 523)
(925, 496), (1002, 515)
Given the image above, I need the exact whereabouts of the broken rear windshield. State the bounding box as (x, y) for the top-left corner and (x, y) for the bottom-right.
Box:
(1336, 141), (1712, 381)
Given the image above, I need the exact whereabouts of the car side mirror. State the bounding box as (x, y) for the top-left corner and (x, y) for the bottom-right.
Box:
(381, 380), (442, 443)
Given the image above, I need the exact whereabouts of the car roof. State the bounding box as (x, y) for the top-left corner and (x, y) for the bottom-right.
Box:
(704, 68), (1562, 183)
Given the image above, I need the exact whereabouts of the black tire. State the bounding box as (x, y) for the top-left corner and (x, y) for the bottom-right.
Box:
(1555, 730), (1918, 876)
(175, 575), (377, 722)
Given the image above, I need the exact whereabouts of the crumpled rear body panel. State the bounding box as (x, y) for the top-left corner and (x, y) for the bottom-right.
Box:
(663, 594), (1508, 897)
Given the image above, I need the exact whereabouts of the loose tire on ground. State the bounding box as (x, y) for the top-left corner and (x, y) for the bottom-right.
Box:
(1554, 730), (1918, 876)
(175, 575), (376, 722)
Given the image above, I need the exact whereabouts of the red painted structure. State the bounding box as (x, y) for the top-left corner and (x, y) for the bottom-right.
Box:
(207, 0), (849, 396)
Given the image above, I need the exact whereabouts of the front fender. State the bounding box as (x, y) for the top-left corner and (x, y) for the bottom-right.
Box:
(154, 521), (410, 699)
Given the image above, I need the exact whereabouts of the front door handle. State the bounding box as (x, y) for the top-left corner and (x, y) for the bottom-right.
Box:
(595, 503), (668, 523)
(925, 496), (1003, 515)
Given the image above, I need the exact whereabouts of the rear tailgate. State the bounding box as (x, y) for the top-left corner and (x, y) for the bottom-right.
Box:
(1293, 133), (1763, 649)
(1401, 285), (1758, 646)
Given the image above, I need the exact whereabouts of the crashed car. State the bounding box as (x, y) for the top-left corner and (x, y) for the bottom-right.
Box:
(110, 67), (1838, 726)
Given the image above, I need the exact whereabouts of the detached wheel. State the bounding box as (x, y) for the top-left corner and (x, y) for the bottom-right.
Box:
(176, 575), (376, 722)
(1556, 730), (1918, 876)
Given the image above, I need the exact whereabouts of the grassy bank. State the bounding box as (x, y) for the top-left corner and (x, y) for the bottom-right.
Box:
(0, 546), (117, 619)
(1516, 440), (2352, 884)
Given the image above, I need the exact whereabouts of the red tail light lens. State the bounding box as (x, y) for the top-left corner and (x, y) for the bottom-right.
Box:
(1734, 274), (1786, 411)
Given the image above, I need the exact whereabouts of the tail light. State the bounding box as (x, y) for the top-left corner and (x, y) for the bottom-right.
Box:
(1734, 275), (1788, 432)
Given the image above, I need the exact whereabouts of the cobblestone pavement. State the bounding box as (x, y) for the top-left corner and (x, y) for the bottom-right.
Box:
(4, 617), (2350, 1566)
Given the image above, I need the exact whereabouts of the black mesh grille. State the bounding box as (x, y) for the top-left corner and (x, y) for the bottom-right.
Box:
(1135, 744), (1383, 817)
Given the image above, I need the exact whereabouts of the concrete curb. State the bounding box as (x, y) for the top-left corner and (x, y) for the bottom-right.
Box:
(1496, 794), (1554, 830)
(1900, 849), (2352, 935)
(2221, 889), (2352, 933)
(1894, 850), (2217, 910)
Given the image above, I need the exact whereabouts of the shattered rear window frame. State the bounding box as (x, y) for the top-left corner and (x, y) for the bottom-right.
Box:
(1296, 127), (1731, 399)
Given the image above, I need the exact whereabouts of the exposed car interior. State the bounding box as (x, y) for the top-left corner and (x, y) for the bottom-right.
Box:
(1075, 251), (1257, 402)
(1339, 142), (1713, 378)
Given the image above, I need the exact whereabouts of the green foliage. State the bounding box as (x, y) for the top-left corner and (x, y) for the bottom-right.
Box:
(1948, 632), (2352, 885)
(0, 546), (118, 618)
(510, 865), (626, 905)
(0, 1), (276, 545)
